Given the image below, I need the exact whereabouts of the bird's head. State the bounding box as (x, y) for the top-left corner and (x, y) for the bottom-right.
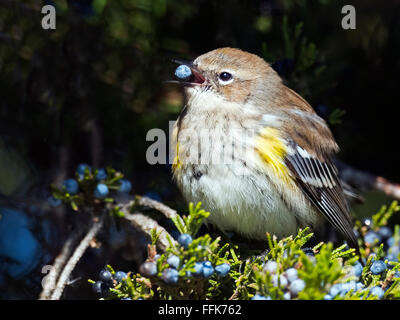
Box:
(172, 47), (282, 105)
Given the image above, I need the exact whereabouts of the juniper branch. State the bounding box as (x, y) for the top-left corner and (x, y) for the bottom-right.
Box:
(124, 212), (177, 251)
(39, 232), (80, 300)
(50, 214), (105, 300)
(335, 159), (400, 200)
(134, 195), (178, 219)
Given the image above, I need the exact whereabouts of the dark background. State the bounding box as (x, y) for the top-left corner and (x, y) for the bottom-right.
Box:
(0, 0), (399, 299)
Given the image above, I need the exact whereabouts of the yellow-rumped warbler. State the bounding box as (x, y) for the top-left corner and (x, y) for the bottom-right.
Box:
(170, 47), (358, 249)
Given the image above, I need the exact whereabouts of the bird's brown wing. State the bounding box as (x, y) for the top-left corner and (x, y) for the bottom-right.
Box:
(270, 87), (358, 248)
(285, 140), (358, 249)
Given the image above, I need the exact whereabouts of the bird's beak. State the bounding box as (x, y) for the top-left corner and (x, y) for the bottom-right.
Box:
(167, 59), (206, 86)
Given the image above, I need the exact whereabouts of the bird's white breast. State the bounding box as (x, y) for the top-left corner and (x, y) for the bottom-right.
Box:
(172, 89), (317, 239)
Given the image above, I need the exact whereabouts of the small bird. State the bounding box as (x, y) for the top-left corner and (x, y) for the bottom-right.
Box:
(170, 47), (358, 249)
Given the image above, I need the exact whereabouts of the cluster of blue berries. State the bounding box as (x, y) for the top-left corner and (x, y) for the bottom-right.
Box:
(141, 257), (231, 285)
(252, 260), (306, 300)
(361, 218), (399, 263)
(253, 230), (400, 301)
(324, 278), (384, 300)
(138, 233), (231, 285)
(321, 219), (400, 300)
(324, 256), (391, 300)
(48, 163), (132, 206)
(321, 218), (400, 300)
(92, 269), (128, 298)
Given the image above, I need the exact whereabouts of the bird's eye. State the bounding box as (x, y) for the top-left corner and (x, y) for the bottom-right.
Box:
(219, 72), (233, 82)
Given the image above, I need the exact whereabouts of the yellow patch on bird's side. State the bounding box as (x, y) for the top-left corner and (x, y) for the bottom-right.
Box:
(255, 127), (291, 184)
(172, 141), (181, 172)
